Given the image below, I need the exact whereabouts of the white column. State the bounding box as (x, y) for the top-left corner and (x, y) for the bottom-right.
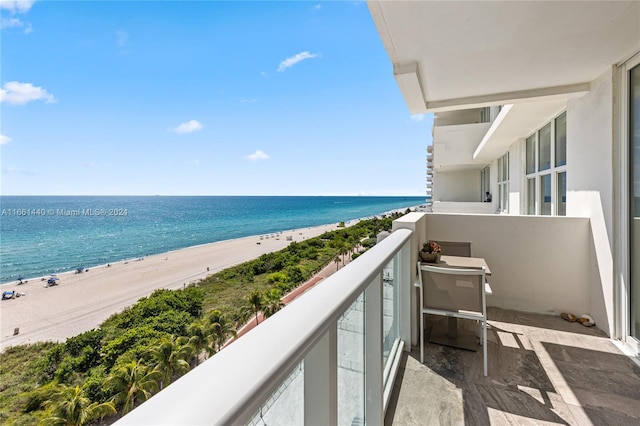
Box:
(364, 274), (383, 424)
(304, 324), (337, 425)
(397, 240), (412, 351)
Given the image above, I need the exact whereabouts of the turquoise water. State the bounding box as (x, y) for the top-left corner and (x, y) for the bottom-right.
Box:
(0, 196), (425, 283)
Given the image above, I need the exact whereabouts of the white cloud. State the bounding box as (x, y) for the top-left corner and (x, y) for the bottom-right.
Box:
(246, 150), (269, 161)
(0, 81), (56, 105)
(410, 114), (425, 122)
(278, 51), (319, 72)
(168, 119), (203, 134)
(0, 134), (11, 145)
(115, 29), (129, 46)
(240, 98), (257, 104)
(0, 0), (35, 13)
(1, 16), (30, 33)
(2, 166), (34, 175)
(313, 4), (322, 10)
(1, 16), (22, 28)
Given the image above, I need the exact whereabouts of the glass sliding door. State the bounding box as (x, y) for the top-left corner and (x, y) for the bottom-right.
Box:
(557, 172), (567, 216)
(527, 178), (536, 215)
(540, 174), (552, 215)
(630, 63), (640, 341)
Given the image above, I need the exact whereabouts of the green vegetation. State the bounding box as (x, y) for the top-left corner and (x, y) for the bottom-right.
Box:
(0, 213), (402, 424)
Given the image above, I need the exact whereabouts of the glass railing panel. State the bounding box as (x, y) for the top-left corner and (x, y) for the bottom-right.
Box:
(247, 362), (304, 426)
(382, 257), (399, 370)
(338, 293), (365, 426)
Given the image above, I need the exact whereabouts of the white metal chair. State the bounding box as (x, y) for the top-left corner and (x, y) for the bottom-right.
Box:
(435, 240), (493, 296)
(416, 262), (489, 376)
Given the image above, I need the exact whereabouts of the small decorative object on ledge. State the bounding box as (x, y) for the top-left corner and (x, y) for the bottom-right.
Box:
(419, 240), (441, 263)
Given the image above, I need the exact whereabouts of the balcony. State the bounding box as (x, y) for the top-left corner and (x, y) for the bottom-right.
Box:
(431, 201), (493, 214)
(115, 212), (640, 425)
(434, 108), (492, 127)
(432, 122), (491, 172)
(387, 308), (640, 424)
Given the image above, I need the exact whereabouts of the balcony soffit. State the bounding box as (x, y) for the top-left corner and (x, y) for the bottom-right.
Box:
(473, 99), (568, 162)
(368, 1), (640, 113)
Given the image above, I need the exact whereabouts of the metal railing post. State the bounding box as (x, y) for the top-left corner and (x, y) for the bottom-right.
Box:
(364, 273), (383, 424)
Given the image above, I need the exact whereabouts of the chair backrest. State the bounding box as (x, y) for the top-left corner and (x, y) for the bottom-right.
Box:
(435, 241), (472, 257)
(419, 264), (485, 315)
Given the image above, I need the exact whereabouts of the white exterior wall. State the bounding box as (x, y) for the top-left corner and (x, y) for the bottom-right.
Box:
(423, 213), (593, 322)
(566, 67), (614, 336)
(433, 170), (480, 202)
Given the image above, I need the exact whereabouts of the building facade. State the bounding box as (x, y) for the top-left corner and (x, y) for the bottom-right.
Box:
(369, 0), (640, 350)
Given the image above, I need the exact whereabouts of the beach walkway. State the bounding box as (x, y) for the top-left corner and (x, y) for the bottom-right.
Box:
(232, 253), (354, 341)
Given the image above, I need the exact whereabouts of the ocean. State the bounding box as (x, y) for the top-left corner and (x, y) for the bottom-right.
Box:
(0, 196), (426, 284)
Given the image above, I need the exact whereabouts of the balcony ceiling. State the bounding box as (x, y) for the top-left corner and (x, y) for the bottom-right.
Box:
(473, 100), (567, 162)
(368, 1), (640, 113)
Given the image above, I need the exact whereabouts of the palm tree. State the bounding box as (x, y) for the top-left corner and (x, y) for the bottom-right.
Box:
(247, 290), (263, 325)
(335, 256), (341, 270)
(41, 384), (115, 426)
(186, 320), (211, 364)
(149, 336), (191, 389)
(340, 247), (348, 265)
(105, 358), (160, 414)
(207, 310), (237, 352)
(263, 289), (285, 318)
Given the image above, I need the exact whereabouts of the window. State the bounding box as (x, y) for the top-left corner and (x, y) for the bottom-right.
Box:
(527, 178), (536, 215)
(629, 62), (640, 341)
(526, 135), (535, 174)
(540, 174), (552, 215)
(557, 171), (567, 216)
(525, 112), (567, 215)
(555, 113), (567, 167)
(498, 152), (509, 212)
(539, 123), (551, 171)
(480, 107), (491, 123)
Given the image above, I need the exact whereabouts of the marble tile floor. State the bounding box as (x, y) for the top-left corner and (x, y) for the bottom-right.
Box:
(385, 308), (640, 426)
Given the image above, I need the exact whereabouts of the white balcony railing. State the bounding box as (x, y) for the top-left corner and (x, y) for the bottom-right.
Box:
(116, 228), (414, 425)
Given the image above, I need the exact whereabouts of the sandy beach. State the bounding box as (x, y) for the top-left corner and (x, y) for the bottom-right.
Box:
(0, 223), (341, 351)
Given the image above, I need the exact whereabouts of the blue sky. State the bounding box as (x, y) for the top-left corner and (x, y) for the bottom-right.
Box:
(1, 0), (433, 196)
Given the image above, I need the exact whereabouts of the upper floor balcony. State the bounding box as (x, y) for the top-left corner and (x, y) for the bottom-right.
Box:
(434, 107), (499, 127)
(432, 122), (491, 172)
(116, 212), (640, 425)
(431, 201), (493, 215)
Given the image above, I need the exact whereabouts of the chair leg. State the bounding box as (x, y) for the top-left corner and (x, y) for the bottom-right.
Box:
(483, 320), (488, 376)
(420, 312), (424, 364)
